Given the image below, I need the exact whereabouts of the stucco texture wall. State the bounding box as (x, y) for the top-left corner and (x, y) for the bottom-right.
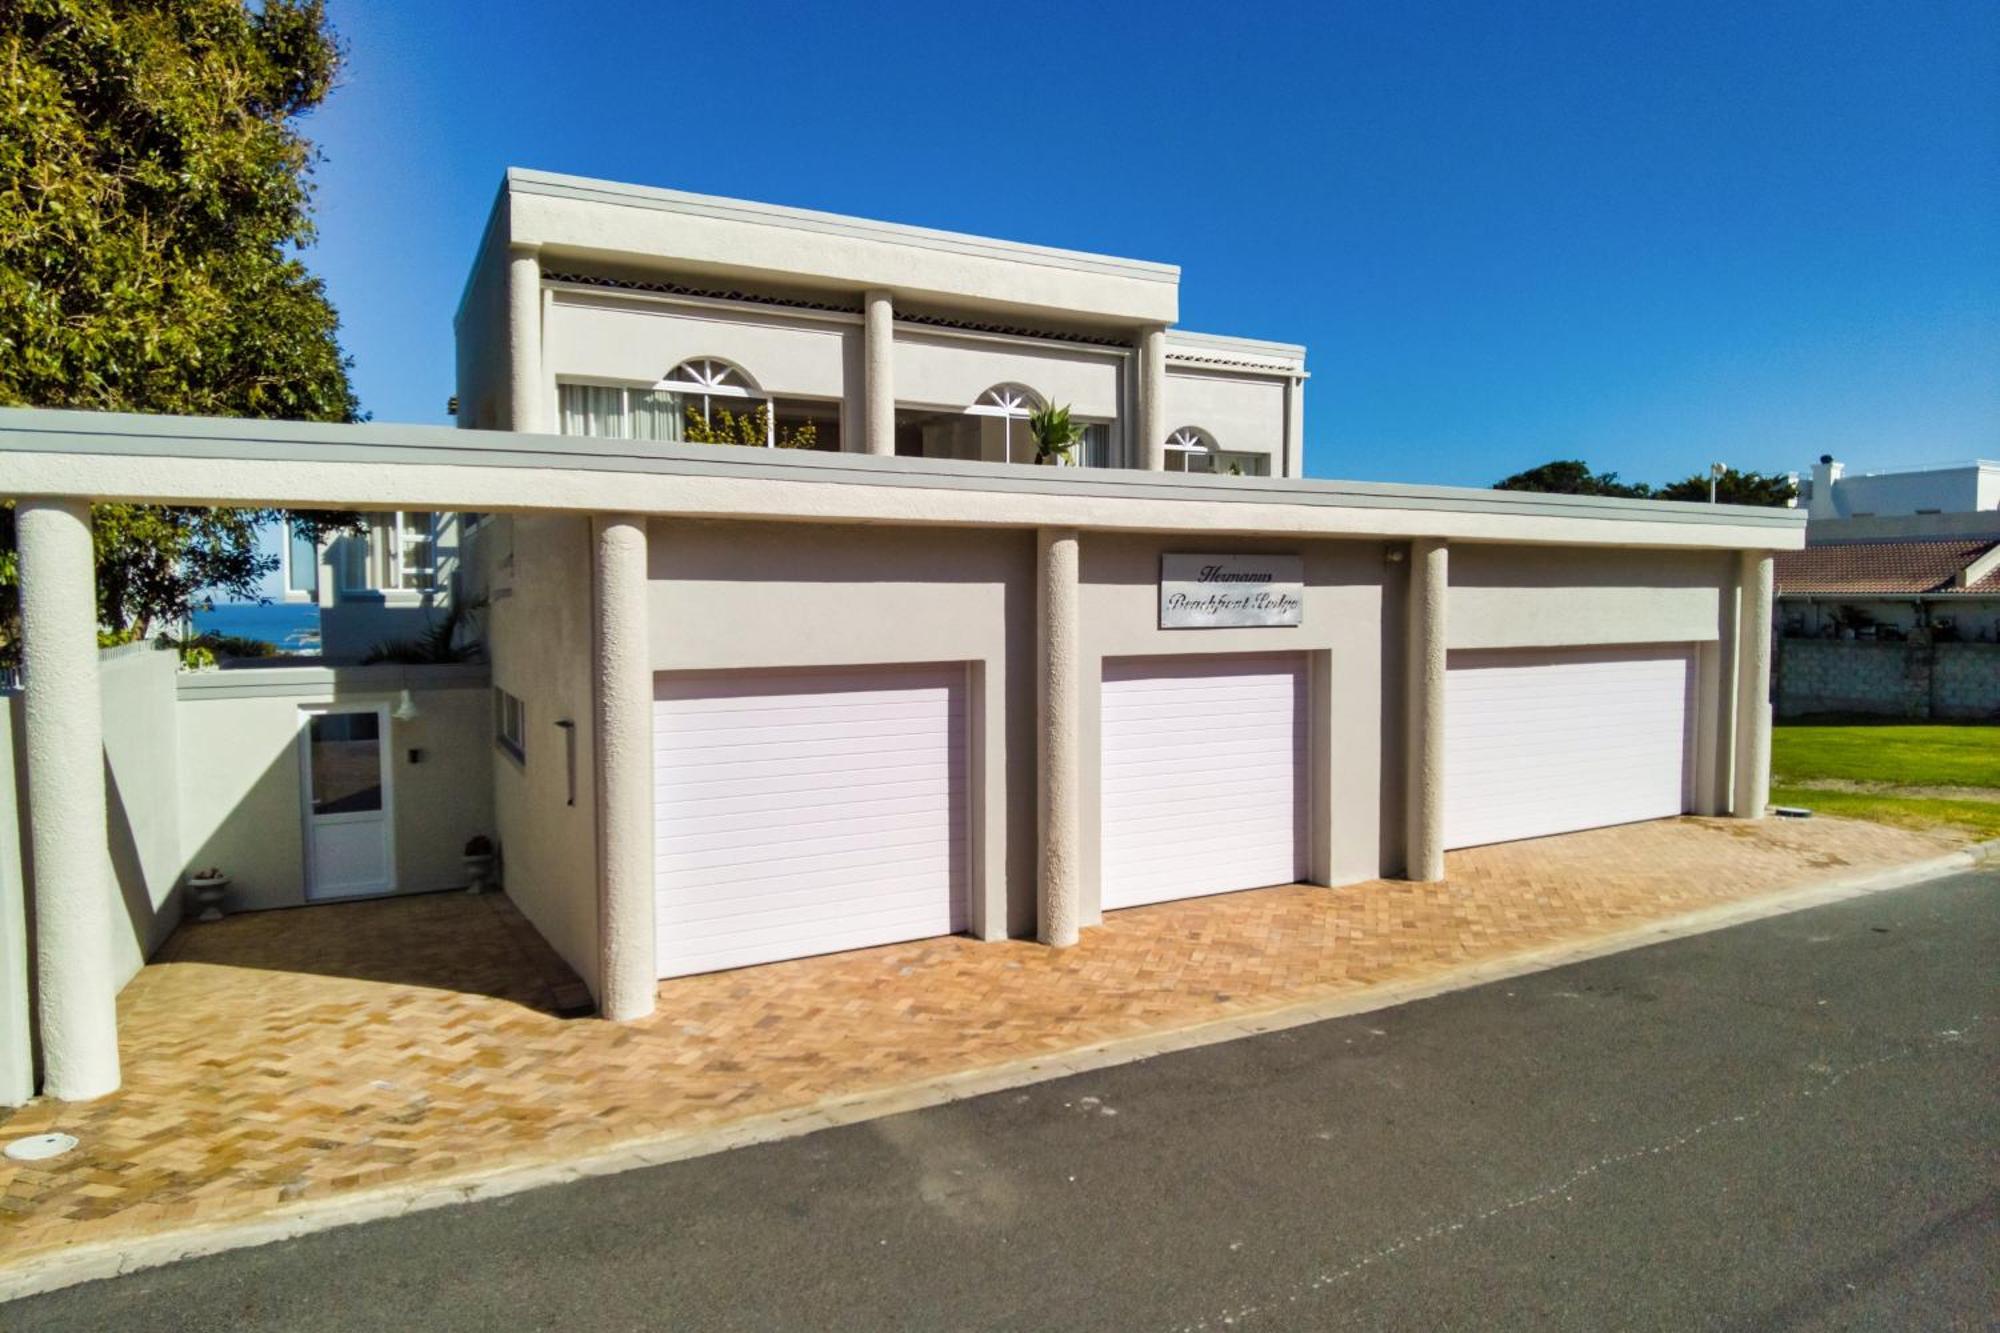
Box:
(486, 514), (602, 991)
(1162, 368), (1286, 472)
(1447, 544), (1731, 650)
(646, 517), (1036, 939)
(546, 292), (856, 403)
(1078, 534), (1402, 909)
(895, 330), (1123, 418)
(99, 646), (183, 985)
(176, 672), (494, 912)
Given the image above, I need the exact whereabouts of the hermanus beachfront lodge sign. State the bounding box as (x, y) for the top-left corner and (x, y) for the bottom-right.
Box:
(1159, 554), (1305, 629)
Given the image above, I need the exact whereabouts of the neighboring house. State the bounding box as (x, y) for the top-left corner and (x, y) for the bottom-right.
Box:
(275, 511), (469, 661)
(1773, 535), (2000, 719)
(1801, 454), (2000, 523)
(1, 174), (1802, 1106)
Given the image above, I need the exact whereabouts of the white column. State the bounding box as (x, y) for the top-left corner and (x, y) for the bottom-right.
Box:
(1136, 325), (1167, 471)
(592, 514), (656, 1020)
(507, 244), (543, 433)
(1037, 528), (1081, 947)
(1733, 551), (1775, 819)
(17, 500), (121, 1101)
(863, 289), (896, 456)
(1406, 538), (1449, 882)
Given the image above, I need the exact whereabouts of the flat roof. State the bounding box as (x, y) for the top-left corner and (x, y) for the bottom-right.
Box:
(0, 407), (1805, 551)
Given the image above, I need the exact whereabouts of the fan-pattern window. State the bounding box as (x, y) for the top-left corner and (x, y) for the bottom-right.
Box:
(659, 359), (756, 398)
(967, 384), (1041, 418)
(1165, 427), (1214, 472)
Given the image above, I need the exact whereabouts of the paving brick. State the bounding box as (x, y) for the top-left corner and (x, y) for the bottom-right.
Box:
(0, 816), (1954, 1268)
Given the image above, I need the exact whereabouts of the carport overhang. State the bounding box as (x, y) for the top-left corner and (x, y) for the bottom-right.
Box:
(0, 406), (1800, 1103)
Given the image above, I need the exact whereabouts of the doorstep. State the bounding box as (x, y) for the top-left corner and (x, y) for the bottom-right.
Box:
(0, 815), (1972, 1301)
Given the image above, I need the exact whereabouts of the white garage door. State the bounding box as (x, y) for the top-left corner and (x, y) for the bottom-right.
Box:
(1444, 645), (1695, 851)
(1101, 655), (1307, 910)
(654, 664), (967, 978)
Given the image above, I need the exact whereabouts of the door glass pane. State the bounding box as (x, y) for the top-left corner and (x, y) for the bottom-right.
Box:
(310, 712), (382, 815)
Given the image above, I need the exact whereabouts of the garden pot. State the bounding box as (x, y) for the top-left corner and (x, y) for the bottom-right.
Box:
(463, 853), (495, 895)
(186, 875), (230, 923)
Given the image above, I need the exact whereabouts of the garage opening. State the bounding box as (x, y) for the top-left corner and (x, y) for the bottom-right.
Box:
(1100, 654), (1308, 910)
(1444, 645), (1695, 850)
(653, 663), (968, 977)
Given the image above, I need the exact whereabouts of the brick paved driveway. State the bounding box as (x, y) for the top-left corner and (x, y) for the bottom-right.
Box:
(0, 815), (1959, 1275)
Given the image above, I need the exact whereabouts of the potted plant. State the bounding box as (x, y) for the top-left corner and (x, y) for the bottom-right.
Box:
(185, 866), (230, 923)
(1025, 399), (1083, 466)
(463, 835), (496, 894)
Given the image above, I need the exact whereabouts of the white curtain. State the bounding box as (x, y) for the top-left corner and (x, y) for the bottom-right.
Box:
(558, 384), (629, 438)
(628, 389), (685, 442)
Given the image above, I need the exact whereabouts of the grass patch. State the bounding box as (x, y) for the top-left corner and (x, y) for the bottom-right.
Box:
(1770, 785), (2000, 841)
(1771, 723), (2000, 789)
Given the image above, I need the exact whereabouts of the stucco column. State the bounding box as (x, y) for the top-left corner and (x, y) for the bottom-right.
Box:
(863, 289), (896, 456)
(1732, 551), (1775, 819)
(17, 500), (121, 1101)
(1405, 538), (1449, 882)
(1136, 325), (1167, 471)
(592, 515), (656, 1020)
(506, 244), (543, 433)
(1037, 528), (1081, 946)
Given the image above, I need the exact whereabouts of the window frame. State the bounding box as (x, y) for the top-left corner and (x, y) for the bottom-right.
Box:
(494, 688), (526, 763)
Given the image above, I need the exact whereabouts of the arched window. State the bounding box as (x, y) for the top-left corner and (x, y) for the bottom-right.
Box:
(1165, 427), (1214, 473)
(967, 383), (1041, 418)
(966, 384), (1043, 463)
(656, 358), (770, 444)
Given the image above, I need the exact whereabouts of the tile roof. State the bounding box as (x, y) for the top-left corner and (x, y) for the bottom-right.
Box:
(1776, 539), (1996, 595)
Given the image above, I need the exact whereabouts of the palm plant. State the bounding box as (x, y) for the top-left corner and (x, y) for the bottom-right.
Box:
(1024, 400), (1083, 465)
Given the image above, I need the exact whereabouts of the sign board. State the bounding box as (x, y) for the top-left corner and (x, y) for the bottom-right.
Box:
(1159, 554), (1304, 629)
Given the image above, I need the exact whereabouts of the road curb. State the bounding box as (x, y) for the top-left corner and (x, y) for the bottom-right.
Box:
(2, 843), (1989, 1305)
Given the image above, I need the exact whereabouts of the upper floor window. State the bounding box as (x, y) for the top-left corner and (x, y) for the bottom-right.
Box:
(1165, 427), (1269, 477)
(335, 512), (440, 595)
(559, 383), (684, 442)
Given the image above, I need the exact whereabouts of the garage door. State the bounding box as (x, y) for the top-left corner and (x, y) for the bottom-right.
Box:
(1100, 655), (1307, 910)
(1444, 645), (1695, 850)
(653, 664), (968, 977)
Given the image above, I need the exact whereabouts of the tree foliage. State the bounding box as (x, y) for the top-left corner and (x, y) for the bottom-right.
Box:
(1494, 459), (1797, 507)
(1492, 459), (1652, 498)
(0, 0), (360, 655)
(1654, 468), (1798, 507)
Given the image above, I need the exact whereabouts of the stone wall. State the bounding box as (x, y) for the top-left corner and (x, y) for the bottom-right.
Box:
(1776, 637), (2000, 720)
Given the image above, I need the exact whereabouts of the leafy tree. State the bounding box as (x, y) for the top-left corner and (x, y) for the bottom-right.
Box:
(1492, 460), (1652, 498)
(0, 0), (360, 658)
(1654, 468), (1798, 507)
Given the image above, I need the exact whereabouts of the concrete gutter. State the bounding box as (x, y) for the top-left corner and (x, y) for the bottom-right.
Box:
(2, 840), (1988, 1304)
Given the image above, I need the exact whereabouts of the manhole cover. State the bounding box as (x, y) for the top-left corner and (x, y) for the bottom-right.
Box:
(4, 1132), (79, 1162)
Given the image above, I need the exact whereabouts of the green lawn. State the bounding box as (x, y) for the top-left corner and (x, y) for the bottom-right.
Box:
(1771, 721), (2000, 839)
(1771, 722), (2000, 789)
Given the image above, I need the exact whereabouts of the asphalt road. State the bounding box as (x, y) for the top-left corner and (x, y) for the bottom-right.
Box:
(8, 868), (1995, 1332)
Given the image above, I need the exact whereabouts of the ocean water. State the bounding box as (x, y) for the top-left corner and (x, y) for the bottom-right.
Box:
(190, 602), (322, 653)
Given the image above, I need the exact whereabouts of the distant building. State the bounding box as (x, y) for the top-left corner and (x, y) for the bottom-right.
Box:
(1801, 454), (1999, 523)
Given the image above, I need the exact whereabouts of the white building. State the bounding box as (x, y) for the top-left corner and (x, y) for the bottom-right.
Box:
(1803, 454), (2000, 522)
(1, 172), (1799, 1106)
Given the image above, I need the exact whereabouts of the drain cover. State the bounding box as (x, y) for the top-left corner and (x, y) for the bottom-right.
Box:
(5, 1132), (79, 1162)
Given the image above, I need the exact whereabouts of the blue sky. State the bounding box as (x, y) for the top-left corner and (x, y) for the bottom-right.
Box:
(301, 0), (1997, 488)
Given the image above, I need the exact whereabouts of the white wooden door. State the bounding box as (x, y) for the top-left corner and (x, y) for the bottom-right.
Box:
(1444, 645), (1696, 850)
(301, 706), (395, 901)
(653, 664), (968, 978)
(1100, 655), (1308, 910)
